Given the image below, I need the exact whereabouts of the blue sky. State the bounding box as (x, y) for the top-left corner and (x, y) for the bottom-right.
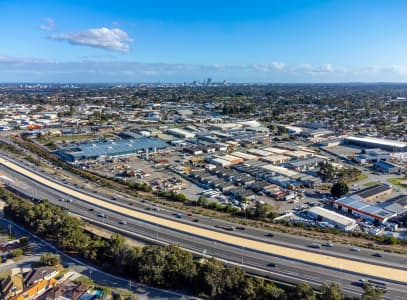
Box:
(1, 0), (407, 82)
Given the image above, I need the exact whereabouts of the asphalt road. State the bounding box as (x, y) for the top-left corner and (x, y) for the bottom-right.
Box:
(1, 156), (407, 299)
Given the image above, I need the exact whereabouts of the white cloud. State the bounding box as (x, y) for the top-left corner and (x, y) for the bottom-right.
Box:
(49, 27), (133, 52)
(1, 54), (407, 82)
(40, 18), (55, 31)
(0, 54), (52, 64)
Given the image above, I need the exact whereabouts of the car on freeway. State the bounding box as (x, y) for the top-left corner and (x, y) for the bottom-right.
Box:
(267, 262), (276, 267)
(97, 213), (107, 218)
(309, 243), (322, 249)
(192, 219), (199, 222)
(88, 208), (94, 211)
(350, 247), (360, 252)
(322, 242), (334, 247)
(265, 233), (274, 237)
(236, 226), (245, 230)
(129, 202), (134, 206)
(119, 220), (127, 225)
(372, 252), (383, 257)
(175, 213), (182, 218)
(187, 213), (193, 217)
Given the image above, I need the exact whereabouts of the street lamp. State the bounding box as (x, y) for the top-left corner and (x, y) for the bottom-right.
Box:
(89, 268), (93, 288)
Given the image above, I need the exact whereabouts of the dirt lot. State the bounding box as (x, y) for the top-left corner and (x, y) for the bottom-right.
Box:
(90, 151), (206, 201)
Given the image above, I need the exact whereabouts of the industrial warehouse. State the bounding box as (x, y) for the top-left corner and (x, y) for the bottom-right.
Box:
(55, 137), (168, 162)
(344, 136), (407, 152)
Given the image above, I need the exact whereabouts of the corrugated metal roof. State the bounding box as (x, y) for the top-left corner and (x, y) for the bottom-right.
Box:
(59, 137), (168, 159)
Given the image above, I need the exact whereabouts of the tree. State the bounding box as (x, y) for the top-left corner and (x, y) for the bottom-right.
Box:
(161, 245), (197, 289)
(318, 162), (337, 182)
(319, 282), (344, 300)
(197, 196), (207, 207)
(291, 282), (316, 300)
(40, 252), (60, 266)
(19, 237), (29, 247)
(11, 248), (23, 258)
(193, 257), (225, 298)
(330, 182), (349, 198)
(253, 202), (274, 220)
(361, 285), (383, 300)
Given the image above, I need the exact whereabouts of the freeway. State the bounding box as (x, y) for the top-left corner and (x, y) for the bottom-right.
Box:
(4, 154), (407, 270)
(0, 157), (407, 299)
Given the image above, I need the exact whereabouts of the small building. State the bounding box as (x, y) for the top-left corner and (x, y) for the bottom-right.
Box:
(261, 154), (291, 164)
(307, 206), (358, 231)
(167, 128), (195, 139)
(374, 161), (405, 174)
(352, 183), (393, 202)
(230, 151), (259, 161)
(286, 157), (326, 172)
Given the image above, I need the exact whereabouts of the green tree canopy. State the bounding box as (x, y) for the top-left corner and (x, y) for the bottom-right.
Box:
(330, 182), (349, 198)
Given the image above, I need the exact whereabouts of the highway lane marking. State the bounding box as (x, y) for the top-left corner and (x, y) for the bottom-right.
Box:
(1, 157), (407, 284)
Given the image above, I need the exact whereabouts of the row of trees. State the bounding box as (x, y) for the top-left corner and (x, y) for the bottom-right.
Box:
(1, 187), (383, 299)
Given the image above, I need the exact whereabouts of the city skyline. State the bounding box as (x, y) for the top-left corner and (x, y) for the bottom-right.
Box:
(1, 0), (407, 82)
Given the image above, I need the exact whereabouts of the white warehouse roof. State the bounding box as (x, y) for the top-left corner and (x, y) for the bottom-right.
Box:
(346, 136), (407, 148)
(308, 206), (357, 227)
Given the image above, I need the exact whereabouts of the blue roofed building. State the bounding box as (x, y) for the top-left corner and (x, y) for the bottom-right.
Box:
(374, 161), (406, 174)
(55, 137), (168, 162)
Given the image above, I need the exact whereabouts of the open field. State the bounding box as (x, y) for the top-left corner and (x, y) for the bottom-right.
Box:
(387, 177), (407, 190)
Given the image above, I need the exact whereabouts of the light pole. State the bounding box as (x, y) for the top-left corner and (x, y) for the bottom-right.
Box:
(89, 268), (93, 288)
